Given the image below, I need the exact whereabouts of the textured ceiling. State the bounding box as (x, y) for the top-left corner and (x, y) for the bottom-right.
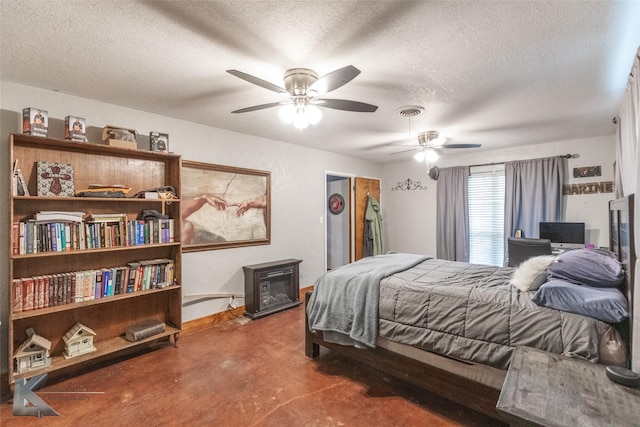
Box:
(2, 1), (640, 164)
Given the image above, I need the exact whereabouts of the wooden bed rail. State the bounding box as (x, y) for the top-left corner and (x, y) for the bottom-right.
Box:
(304, 291), (502, 420)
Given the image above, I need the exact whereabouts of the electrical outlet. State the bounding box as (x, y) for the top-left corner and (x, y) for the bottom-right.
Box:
(229, 297), (240, 309)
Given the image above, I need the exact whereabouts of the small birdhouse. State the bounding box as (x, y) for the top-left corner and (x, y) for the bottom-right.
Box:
(62, 322), (97, 359)
(14, 327), (52, 375)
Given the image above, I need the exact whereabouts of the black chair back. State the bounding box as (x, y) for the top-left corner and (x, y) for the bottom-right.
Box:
(507, 237), (552, 267)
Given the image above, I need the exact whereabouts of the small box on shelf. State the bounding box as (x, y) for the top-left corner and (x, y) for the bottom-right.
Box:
(22, 107), (48, 137)
(65, 116), (86, 142)
(102, 125), (137, 149)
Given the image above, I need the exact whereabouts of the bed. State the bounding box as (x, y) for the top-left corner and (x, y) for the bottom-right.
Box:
(305, 195), (635, 418)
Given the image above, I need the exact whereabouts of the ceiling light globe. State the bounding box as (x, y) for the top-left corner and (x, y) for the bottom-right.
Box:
(424, 149), (439, 163)
(306, 105), (322, 125)
(414, 151), (426, 162)
(279, 105), (296, 123)
(293, 111), (309, 129)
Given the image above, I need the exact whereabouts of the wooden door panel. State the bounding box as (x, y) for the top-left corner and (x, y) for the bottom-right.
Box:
(354, 177), (381, 261)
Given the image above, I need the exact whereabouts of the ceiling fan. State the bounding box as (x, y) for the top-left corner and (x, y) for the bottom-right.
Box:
(395, 130), (481, 163)
(226, 65), (378, 129)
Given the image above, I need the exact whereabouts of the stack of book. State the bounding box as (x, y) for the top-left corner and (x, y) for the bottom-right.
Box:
(11, 258), (176, 313)
(12, 212), (175, 255)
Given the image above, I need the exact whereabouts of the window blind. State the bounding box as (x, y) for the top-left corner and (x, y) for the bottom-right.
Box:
(468, 164), (505, 266)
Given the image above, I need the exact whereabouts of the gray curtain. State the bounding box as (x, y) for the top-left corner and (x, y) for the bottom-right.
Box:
(504, 156), (565, 248)
(436, 166), (470, 261)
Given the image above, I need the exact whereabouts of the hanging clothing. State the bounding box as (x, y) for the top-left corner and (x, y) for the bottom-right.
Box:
(363, 219), (373, 257)
(363, 195), (383, 257)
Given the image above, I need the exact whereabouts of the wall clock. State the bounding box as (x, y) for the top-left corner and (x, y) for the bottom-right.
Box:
(328, 193), (345, 214)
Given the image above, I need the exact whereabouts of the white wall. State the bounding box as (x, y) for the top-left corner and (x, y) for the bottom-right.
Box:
(0, 81), (383, 374)
(382, 135), (617, 256)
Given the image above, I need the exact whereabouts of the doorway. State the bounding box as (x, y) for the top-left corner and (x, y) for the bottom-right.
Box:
(325, 173), (381, 270)
(326, 174), (352, 270)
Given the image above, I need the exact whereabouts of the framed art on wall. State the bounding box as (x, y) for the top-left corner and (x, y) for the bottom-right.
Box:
(181, 160), (271, 252)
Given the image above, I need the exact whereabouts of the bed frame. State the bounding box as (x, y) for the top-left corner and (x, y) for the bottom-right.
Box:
(305, 194), (636, 419)
(609, 194), (636, 361)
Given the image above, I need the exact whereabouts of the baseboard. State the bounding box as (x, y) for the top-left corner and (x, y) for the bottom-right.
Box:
(181, 285), (314, 335)
(181, 305), (245, 335)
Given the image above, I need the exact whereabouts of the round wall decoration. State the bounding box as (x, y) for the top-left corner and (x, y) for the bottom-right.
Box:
(328, 193), (345, 214)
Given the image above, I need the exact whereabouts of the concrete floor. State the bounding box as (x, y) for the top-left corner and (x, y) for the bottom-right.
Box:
(1, 303), (504, 426)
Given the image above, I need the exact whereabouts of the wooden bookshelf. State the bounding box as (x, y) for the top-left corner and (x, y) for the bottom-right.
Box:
(7, 133), (182, 385)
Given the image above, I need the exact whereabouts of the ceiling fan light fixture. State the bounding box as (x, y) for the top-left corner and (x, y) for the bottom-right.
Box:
(430, 135), (446, 147)
(306, 104), (322, 125)
(280, 102), (322, 129)
(283, 103), (323, 130)
(414, 150), (426, 162)
(279, 104), (296, 123)
(293, 109), (310, 130)
(228, 65), (377, 127)
(417, 130), (445, 146)
(424, 148), (439, 163)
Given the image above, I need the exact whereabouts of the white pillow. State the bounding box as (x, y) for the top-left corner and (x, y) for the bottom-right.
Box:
(510, 255), (557, 291)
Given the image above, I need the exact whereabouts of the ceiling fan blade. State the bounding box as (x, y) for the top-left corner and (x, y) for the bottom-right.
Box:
(316, 98), (378, 112)
(309, 65), (361, 95)
(231, 101), (284, 114)
(227, 69), (289, 94)
(391, 147), (420, 155)
(442, 144), (482, 149)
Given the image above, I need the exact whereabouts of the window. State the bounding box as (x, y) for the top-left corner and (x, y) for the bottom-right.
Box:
(468, 164), (505, 266)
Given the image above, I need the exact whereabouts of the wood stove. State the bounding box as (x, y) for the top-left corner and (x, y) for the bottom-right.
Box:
(243, 259), (302, 319)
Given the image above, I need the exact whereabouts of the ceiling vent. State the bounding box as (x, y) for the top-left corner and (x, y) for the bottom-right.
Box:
(395, 105), (425, 117)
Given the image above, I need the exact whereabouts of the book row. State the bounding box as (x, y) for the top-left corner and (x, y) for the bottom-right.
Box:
(11, 258), (176, 313)
(12, 217), (175, 255)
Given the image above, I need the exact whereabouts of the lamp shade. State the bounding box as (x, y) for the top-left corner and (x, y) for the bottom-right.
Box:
(279, 104), (296, 123)
(293, 110), (310, 129)
(424, 149), (439, 163)
(306, 105), (322, 125)
(280, 103), (322, 129)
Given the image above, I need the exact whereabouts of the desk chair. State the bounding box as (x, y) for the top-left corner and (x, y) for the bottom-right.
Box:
(507, 237), (552, 267)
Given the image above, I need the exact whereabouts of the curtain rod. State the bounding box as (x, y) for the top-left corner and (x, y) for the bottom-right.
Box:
(468, 154), (573, 169)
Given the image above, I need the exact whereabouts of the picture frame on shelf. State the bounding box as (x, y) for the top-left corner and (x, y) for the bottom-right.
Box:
(150, 132), (169, 152)
(36, 161), (75, 197)
(181, 160), (270, 252)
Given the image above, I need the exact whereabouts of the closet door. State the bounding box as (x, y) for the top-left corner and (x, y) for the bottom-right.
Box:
(354, 177), (381, 261)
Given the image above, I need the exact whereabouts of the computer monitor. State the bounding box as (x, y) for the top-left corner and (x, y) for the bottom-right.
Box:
(539, 222), (585, 250)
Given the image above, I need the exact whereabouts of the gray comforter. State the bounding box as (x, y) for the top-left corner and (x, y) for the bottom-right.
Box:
(307, 253), (430, 348)
(379, 258), (610, 369)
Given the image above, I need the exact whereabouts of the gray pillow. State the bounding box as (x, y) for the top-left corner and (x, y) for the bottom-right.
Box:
(547, 249), (623, 288)
(532, 279), (628, 323)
